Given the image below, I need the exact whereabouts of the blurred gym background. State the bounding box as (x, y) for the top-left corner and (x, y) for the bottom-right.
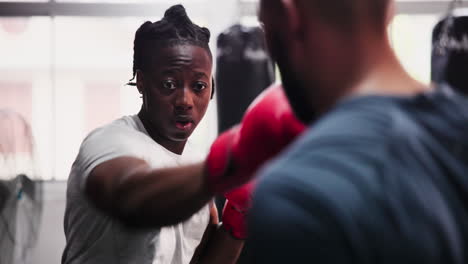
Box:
(0, 0), (467, 263)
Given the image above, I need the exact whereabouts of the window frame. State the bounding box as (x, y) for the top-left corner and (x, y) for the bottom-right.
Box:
(0, 1), (466, 17)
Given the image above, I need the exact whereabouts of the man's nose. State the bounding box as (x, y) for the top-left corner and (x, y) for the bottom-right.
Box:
(175, 87), (194, 112)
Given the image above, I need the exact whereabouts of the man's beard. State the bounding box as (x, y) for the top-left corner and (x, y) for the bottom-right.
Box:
(270, 34), (317, 124)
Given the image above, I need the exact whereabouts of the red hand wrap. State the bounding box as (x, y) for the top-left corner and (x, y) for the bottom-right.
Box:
(222, 182), (255, 239)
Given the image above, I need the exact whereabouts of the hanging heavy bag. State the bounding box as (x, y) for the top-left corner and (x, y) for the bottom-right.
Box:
(215, 24), (275, 134)
(432, 8), (468, 94)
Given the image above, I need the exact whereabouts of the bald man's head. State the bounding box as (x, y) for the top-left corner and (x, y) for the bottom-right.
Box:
(303, 0), (390, 33)
(258, 0), (395, 123)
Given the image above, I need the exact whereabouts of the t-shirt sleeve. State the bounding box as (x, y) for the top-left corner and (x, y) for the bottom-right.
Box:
(73, 125), (144, 191)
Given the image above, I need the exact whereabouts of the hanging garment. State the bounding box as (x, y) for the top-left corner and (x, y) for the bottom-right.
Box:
(0, 109), (42, 264)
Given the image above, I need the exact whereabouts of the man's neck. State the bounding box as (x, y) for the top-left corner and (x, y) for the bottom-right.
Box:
(310, 42), (431, 120)
(138, 110), (186, 155)
(350, 42), (431, 98)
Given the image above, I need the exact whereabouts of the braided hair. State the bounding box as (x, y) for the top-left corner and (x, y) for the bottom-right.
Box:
(128, 4), (214, 97)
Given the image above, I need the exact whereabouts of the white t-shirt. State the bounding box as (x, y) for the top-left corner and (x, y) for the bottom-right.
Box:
(62, 115), (210, 264)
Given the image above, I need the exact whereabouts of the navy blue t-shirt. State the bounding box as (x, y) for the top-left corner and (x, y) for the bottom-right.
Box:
(247, 87), (468, 264)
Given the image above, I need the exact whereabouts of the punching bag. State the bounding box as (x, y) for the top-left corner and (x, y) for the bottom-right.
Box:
(215, 24), (275, 133)
(431, 11), (468, 94)
(214, 26), (275, 262)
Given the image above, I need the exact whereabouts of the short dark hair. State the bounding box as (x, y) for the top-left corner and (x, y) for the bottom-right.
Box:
(127, 4), (212, 86)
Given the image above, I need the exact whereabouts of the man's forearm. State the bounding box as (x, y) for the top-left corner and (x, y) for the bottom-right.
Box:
(87, 157), (214, 228)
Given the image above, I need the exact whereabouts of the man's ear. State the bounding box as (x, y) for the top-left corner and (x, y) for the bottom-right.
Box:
(279, 0), (308, 67)
(385, 0), (395, 26)
(136, 69), (144, 94)
(211, 77), (215, 100)
(280, 0), (303, 41)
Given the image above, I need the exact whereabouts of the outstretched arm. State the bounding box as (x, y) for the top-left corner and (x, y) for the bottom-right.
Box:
(86, 156), (212, 228)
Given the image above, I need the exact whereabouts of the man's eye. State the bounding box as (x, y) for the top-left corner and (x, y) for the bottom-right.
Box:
(194, 82), (207, 92)
(162, 80), (177, 90)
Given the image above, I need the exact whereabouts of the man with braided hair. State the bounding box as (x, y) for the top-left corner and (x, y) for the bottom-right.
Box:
(62, 5), (249, 264)
(245, 0), (468, 263)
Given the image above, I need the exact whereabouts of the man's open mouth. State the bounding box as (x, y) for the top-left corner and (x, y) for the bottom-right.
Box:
(175, 116), (194, 131)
